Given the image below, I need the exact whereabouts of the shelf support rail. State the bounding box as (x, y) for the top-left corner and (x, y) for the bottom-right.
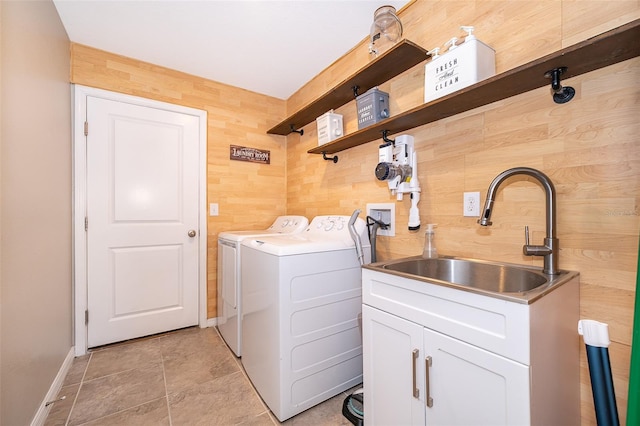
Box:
(289, 124), (304, 136)
(544, 67), (575, 104)
(322, 151), (338, 163)
(381, 129), (395, 146)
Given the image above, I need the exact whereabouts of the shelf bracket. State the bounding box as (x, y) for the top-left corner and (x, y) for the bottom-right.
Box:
(289, 124), (304, 135)
(544, 67), (575, 104)
(352, 85), (360, 98)
(381, 129), (395, 146)
(322, 151), (338, 163)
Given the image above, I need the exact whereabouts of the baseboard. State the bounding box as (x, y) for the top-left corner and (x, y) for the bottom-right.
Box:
(30, 347), (75, 426)
(206, 317), (218, 328)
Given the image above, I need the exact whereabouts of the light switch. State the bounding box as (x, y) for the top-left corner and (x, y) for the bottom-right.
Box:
(209, 203), (219, 216)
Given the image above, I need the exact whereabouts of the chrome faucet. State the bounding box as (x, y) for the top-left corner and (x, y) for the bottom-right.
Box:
(478, 167), (559, 275)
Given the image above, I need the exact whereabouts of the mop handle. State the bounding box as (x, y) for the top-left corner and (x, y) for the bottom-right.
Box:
(579, 320), (620, 426)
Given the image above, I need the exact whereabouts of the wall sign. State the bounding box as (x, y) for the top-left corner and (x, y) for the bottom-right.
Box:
(229, 145), (270, 165)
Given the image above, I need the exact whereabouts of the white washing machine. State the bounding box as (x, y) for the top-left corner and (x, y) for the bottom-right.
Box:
(217, 215), (308, 357)
(240, 215), (371, 422)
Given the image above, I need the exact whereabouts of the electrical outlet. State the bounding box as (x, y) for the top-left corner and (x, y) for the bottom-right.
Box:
(209, 203), (219, 216)
(463, 192), (480, 217)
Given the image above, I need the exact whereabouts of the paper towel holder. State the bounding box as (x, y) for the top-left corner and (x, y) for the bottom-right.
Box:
(545, 67), (575, 104)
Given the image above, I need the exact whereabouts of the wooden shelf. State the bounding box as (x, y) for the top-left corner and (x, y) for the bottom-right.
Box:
(267, 40), (429, 135)
(309, 19), (640, 155)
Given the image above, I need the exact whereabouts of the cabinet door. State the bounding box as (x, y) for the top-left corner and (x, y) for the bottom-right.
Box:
(424, 328), (530, 425)
(363, 305), (426, 426)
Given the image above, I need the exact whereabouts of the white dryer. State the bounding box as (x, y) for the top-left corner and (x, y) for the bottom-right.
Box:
(240, 215), (371, 422)
(217, 215), (308, 357)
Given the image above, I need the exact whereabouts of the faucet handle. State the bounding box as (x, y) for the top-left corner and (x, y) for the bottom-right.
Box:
(524, 225), (530, 245)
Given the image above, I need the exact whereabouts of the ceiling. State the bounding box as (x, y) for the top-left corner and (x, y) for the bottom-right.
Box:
(53, 0), (410, 100)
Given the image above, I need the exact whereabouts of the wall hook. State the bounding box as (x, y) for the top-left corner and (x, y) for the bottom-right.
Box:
(322, 151), (338, 163)
(544, 67), (575, 104)
(381, 129), (395, 145)
(352, 85), (360, 98)
(289, 124), (304, 135)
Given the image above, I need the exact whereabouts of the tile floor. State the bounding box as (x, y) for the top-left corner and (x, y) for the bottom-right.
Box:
(45, 326), (358, 425)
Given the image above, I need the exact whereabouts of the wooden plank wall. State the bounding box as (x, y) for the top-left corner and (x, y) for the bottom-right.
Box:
(69, 0), (639, 423)
(286, 1), (639, 424)
(70, 44), (288, 321)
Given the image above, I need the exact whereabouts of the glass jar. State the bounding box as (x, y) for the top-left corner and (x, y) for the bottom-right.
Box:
(369, 5), (403, 57)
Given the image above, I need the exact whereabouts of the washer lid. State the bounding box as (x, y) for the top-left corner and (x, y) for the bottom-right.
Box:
(240, 216), (370, 256)
(218, 215), (309, 242)
(242, 234), (361, 256)
(218, 229), (277, 242)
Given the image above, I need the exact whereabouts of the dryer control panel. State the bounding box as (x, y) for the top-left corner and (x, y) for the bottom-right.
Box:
(267, 215), (309, 233)
(306, 215), (365, 236)
(312, 216), (347, 232)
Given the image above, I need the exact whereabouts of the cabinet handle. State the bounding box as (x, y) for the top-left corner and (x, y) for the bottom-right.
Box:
(425, 355), (433, 407)
(412, 349), (420, 398)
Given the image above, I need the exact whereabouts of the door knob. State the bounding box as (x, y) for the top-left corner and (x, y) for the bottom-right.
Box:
(188, 230), (197, 238)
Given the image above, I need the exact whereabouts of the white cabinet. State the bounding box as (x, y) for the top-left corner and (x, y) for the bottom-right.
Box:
(362, 268), (580, 425)
(364, 305), (529, 425)
(363, 305), (426, 425)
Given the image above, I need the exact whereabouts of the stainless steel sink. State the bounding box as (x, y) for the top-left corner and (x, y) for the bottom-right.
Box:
(364, 256), (578, 303)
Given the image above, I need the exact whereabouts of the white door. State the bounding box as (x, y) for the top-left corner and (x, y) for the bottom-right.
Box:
(85, 95), (201, 348)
